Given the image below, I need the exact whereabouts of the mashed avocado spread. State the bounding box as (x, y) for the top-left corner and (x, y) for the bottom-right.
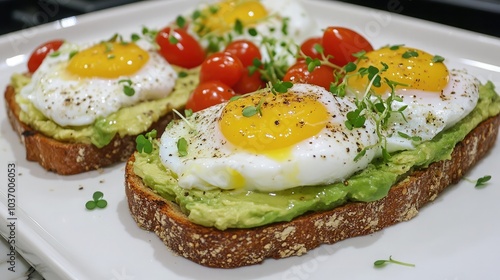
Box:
(11, 67), (198, 148)
(133, 82), (500, 230)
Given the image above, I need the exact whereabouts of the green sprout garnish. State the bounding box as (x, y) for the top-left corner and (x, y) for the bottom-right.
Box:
(69, 50), (79, 59)
(432, 55), (445, 63)
(176, 15), (186, 28)
(118, 79), (135, 96)
(136, 129), (157, 154)
(402, 50), (419, 59)
(177, 137), (188, 157)
(374, 256), (415, 268)
(464, 175), (492, 188)
(49, 51), (61, 58)
(85, 191), (108, 210)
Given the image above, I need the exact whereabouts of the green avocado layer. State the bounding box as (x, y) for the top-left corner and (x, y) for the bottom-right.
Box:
(12, 68), (198, 148)
(134, 82), (500, 230)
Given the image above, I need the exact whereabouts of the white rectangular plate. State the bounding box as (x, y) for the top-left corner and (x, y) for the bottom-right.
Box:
(1, 0), (500, 279)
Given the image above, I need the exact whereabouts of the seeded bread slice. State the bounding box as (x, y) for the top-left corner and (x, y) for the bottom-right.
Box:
(125, 114), (500, 268)
(4, 84), (180, 175)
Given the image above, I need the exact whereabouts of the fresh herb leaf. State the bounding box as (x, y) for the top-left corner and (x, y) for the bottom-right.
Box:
(119, 79), (135, 96)
(131, 33), (141, 42)
(475, 175), (492, 187)
(389, 44), (404, 50)
(402, 50), (419, 59)
(178, 71), (188, 78)
(49, 51), (61, 57)
(169, 34), (179, 44)
(432, 55), (445, 63)
(176, 15), (186, 28)
(374, 256), (415, 268)
(184, 109), (193, 118)
(69, 50), (79, 59)
(242, 106), (259, 117)
(177, 137), (188, 157)
(234, 19), (244, 35)
(85, 191), (108, 210)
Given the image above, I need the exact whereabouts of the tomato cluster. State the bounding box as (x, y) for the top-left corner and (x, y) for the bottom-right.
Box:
(284, 27), (373, 91)
(183, 40), (266, 112)
(27, 25), (373, 113)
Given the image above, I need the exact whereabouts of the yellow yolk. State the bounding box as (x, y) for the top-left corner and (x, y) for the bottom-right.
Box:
(219, 91), (329, 159)
(347, 46), (449, 96)
(67, 42), (149, 79)
(200, 0), (268, 34)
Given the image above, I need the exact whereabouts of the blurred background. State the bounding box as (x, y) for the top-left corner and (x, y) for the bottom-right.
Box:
(0, 0), (499, 37)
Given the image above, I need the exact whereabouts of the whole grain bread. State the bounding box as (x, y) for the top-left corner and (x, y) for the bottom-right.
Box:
(5, 84), (180, 175)
(125, 114), (500, 268)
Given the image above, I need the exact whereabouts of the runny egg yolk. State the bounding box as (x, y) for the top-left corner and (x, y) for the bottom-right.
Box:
(200, 0), (268, 34)
(347, 46), (449, 96)
(66, 42), (149, 79)
(219, 92), (329, 160)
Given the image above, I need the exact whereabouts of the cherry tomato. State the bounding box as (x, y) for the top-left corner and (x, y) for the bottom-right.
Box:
(307, 65), (336, 90)
(322, 27), (373, 67)
(224, 39), (262, 67)
(185, 81), (237, 112)
(199, 52), (244, 87)
(283, 61), (310, 84)
(156, 27), (205, 69)
(283, 61), (335, 90)
(233, 68), (266, 94)
(300, 37), (323, 60)
(27, 39), (64, 73)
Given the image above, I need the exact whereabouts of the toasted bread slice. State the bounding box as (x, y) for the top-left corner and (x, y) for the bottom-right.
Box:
(5, 84), (179, 175)
(125, 114), (499, 268)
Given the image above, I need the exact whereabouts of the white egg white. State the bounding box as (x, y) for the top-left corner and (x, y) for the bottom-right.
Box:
(20, 41), (177, 127)
(159, 84), (378, 192)
(382, 69), (480, 152)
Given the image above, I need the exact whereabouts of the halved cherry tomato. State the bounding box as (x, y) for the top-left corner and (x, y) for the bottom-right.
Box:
(283, 61), (335, 90)
(156, 27), (205, 69)
(233, 68), (266, 94)
(185, 81), (237, 112)
(322, 27), (373, 67)
(224, 39), (262, 67)
(199, 52), (244, 87)
(27, 39), (64, 73)
(300, 37), (323, 60)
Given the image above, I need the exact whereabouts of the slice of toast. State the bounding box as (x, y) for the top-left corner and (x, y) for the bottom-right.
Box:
(4, 84), (179, 175)
(125, 114), (500, 268)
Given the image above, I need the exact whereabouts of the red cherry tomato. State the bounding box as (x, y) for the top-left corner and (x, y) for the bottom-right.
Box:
(300, 37), (323, 60)
(283, 61), (310, 84)
(283, 61), (335, 91)
(186, 81), (237, 112)
(307, 65), (336, 90)
(27, 39), (64, 73)
(233, 68), (266, 94)
(322, 27), (373, 67)
(156, 27), (205, 69)
(199, 52), (244, 87)
(224, 39), (262, 67)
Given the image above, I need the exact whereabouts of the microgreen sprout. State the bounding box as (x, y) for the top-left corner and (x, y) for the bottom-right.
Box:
(402, 50), (419, 59)
(177, 137), (188, 157)
(118, 79), (135, 96)
(135, 129), (157, 154)
(85, 191), (108, 210)
(374, 256), (415, 268)
(49, 51), (61, 58)
(432, 55), (445, 63)
(464, 175), (492, 188)
(172, 108), (195, 130)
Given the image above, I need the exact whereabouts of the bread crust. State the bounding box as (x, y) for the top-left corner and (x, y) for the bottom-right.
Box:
(5, 84), (178, 175)
(125, 113), (500, 268)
